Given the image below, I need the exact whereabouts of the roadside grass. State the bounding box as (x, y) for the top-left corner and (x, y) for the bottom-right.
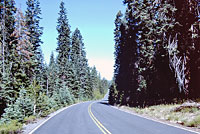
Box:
(121, 103), (200, 129)
(0, 116), (37, 133)
(0, 104), (69, 134)
(24, 116), (37, 124)
(0, 120), (22, 133)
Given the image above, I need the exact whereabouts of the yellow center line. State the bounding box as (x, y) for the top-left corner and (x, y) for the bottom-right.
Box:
(88, 102), (112, 134)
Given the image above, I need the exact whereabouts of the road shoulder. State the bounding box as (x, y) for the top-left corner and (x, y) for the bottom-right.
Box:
(22, 102), (83, 134)
(112, 105), (200, 134)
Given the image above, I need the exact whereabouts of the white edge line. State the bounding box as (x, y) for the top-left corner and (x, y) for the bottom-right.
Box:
(29, 102), (85, 134)
(111, 106), (200, 134)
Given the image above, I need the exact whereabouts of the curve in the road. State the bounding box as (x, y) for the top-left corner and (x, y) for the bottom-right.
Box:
(88, 102), (111, 134)
(31, 100), (199, 134)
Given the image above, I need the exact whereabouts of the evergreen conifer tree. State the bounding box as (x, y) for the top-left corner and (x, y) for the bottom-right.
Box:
(47, 52), (57, 96)
(56, 1), (71, 83)
(25, 0), (43, 82)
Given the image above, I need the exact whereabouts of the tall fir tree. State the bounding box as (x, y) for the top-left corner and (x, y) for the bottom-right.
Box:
(25, 0), (43, 83)
(0, 0), (16, 116)
(172, 0), (200, 98)
(110, 0), (192, 106)
(47, 52), (57, 96)
(112, 11), (126, 105)
(56, 1), (71, 85)
(71, 28), (92, 99)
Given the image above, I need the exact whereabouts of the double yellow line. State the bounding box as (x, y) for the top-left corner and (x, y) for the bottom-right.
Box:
(88, 102), (111, 134)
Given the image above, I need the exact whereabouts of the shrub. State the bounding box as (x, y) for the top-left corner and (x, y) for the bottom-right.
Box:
(1, 88), (34, 123)
(0, 120), (22, 134)
(180, 107), (199, 113)
(93, 90), (104, 100)
(24, 116), (36, 124)
(185, 115), (200, 127)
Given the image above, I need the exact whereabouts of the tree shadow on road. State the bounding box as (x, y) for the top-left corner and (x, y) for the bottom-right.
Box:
(98, 101), (110, 106)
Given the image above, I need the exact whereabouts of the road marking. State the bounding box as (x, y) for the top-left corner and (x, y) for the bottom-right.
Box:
(88, 102), (112, 134)
(29, 102), (84, 134)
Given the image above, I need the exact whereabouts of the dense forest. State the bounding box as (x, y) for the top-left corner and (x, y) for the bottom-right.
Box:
(0, 0), (109, 128)
(109, 0), (200, 107)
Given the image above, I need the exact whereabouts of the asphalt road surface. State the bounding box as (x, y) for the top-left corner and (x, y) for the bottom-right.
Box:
(33, 98), (199, 134)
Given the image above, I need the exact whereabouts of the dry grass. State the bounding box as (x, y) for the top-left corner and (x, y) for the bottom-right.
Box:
(0, 120), (22, 133)
(121, 103), (200, 129)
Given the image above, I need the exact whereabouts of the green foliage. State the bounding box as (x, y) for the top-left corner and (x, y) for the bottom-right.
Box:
(110, 0), (200, 107)
(25, 0), (44, 83)
(108, 82), (118, 105)
(47, 52), (57, 96)
(1, 103), (24, 123)
(0, 0), (108, 126)
(58, 82), (74, 105)
(24, 116), (36, 124)
(93, 90), (105, 100)
(36, 92), (56, 117)
(56, 1), (71, 71)
(27, 80), (41, 115)
(1, 88), (33, 123)
(179, 107), (199, 113)
(0, 120), (22, 134)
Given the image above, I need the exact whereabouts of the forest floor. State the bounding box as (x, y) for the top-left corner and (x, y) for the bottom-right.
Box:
(117, 101), (200, 133)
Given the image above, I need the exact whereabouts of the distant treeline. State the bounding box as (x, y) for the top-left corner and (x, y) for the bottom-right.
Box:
(109, 0), (200, 107)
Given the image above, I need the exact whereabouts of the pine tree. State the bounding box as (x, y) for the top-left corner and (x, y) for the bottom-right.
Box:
(99, 78), (109, 95)
(83, 66), (99, 100)
(172, 0), (200, 98)
(112, 11), (125, 105)
(110, 0), (182, 106)
(90, 66), (99, 90)
(47, 52), (57, 96)
(0, 0), (16, 112)
(56, 1), (71, 83)
(25, 0), (43, 82)
(0, 0), (16, 72)
(71, 28), (92, 99)
(1, 8), (33, 106)
(109, 81), (118, 105)
(1, 87), (33, 123)
(11, 9), (33, 88)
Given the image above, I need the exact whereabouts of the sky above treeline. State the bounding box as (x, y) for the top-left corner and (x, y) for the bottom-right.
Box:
(14, 0), (126, 80)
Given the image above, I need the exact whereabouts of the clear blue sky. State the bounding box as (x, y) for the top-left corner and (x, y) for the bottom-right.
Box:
(14, 0), (125, 80)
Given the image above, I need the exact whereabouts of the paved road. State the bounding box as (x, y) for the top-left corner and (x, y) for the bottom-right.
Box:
(33, 99), (199, 134)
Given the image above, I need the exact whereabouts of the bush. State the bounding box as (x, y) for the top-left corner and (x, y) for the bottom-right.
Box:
(1, 88), (34, 123)
(180, 107), (199, 113)
(1, 102), (25, 123)
(53, 84), (74, 107)
(93, 90), (104, 100)
(37, 93), (52, 117)
(0, 120), (22, 134)
(24, 116), (36, 124)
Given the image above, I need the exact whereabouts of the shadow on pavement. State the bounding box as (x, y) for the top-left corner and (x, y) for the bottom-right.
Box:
(98, 101), (110, 106)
